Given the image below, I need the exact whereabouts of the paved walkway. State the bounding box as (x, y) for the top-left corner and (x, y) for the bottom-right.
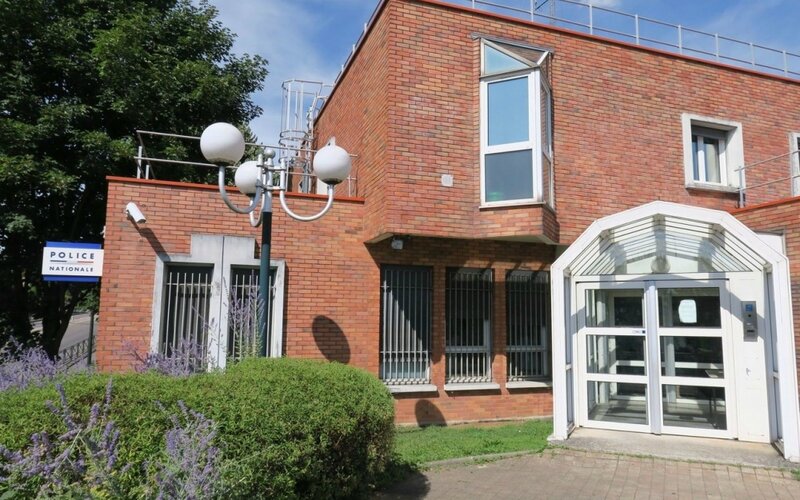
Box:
(377, 448), (800, 499)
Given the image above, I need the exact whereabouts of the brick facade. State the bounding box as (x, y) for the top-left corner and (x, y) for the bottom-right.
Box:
(733, 197), (800, 375)
(98, 0), (800, 427)
(100, 177), (554, 424)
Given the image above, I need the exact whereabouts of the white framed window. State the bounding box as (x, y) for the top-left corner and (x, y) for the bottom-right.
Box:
(480, 39), (551, 206)
(790, 132), (800, 196)
(506, 270), (551, 382)
(681, 114), (744, 190)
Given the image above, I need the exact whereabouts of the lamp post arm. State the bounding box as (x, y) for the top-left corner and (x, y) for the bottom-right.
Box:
(278, 185), (335, 222)
(217, 165), (262, 214)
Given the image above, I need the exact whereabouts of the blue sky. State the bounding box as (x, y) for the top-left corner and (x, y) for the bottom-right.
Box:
(205, 0), (800, 145)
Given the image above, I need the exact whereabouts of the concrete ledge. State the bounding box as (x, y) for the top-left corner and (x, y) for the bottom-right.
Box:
(387, 384), (438, 394)
(444, 382), (501, 392)
(507, 380), (552, 389)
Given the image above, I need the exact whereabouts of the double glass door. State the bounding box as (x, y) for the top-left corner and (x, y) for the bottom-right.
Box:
(577, 280), (735, 438)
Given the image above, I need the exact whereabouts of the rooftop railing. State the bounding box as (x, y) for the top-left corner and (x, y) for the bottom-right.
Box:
(336, 0), (800, 83)
(737, 150), (800, 207)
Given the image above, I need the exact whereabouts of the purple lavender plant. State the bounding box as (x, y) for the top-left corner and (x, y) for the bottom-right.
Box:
(0, 380), (127, 497)
(0, 339), (61, 392)
(126, 339), (210, 377)
(152, 401), (221, 500)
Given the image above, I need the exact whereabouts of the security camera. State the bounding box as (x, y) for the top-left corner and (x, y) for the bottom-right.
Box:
(125, 202), (146, 224)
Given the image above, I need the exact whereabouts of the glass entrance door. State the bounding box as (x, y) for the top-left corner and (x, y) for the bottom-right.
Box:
(577, 280), (734, 438)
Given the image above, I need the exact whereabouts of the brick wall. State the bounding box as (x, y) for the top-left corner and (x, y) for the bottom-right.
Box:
(732, 197), (800, 374)
(316, 0), (800, 245)
(100, 177), (555, 424)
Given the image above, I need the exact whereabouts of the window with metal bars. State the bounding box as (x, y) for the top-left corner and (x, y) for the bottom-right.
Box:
(159, 265), (213, 356)
(446, 268), (493, 384)
(379, 266), (432, 385)
(506, 270), (550, 381)
(227, 267), (277, 361)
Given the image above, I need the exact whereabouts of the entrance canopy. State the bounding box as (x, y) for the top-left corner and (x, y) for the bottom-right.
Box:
(549, 201), (800, 461)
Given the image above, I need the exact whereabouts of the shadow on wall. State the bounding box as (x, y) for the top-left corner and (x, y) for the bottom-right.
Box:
(415, 399), (446, 426)
(312, 315), (350, 363)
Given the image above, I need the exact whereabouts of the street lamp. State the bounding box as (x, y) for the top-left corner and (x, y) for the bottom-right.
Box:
(199, 122), (351, 357)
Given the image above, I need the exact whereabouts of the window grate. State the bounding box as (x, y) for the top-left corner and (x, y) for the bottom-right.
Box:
(160, 265), (213, 357)
(506, 270), (551, 381)
(228, 267), (277, 360)
(380, 266), (433, 385)
(446, 268), (493, 384)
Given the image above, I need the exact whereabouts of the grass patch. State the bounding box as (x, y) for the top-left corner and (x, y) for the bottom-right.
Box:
(394, 419), (552, 464)
(792, 469), (800, 481)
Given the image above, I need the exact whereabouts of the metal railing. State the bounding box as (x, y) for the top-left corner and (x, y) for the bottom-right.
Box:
(736, 149), (800, 207)
(133, 129), (360, 198)
(335, 0), (800, 84)
(57, 337), (95, 369)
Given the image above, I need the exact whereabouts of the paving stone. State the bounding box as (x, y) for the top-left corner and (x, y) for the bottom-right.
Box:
(375, 449), (800, 499)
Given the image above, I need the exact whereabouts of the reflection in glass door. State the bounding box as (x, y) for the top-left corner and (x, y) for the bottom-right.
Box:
(579, 285), (650, 431)
(578, 280), (734, 438)
(657, 285), (733, 437)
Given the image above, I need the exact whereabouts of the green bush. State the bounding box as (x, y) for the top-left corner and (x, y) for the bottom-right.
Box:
(0, 358), (395, 499)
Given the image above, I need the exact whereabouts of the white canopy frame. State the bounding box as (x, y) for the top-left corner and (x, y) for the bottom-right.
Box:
(550, 201), (800, 461)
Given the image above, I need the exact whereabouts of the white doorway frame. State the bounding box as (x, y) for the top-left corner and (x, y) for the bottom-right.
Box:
(550, 201), (800, 461)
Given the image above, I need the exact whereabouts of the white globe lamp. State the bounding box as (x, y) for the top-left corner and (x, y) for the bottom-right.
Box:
(234, 160), (261, 196)
(200, 122), (245, 164)
(313, 143), (351, 185)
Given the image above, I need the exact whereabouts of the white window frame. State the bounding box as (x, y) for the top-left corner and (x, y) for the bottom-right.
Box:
(479, 41), (546, 207)
(790, 132), (800, 196)
(681, 114), (744, 191)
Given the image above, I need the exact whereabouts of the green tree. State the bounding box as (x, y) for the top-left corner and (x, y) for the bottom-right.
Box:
(0, 0), (268, 355)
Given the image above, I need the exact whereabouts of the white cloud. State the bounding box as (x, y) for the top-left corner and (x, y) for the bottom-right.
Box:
(208, 0), (371, 145)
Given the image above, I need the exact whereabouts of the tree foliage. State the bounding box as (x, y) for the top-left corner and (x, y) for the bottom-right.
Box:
(0, 0), (268, 353)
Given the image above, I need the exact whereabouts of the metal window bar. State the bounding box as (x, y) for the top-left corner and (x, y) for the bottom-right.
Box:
(380, 266), (433, 385)
(506, 270), (551, 381)
(160, 265), (213, 359)
(228, 267), (277, 361)
(446, 268), (493, 384)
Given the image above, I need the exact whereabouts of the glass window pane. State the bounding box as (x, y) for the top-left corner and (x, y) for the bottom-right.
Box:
(587, 335), (645, 375)
(484, 45), (529, 74)
(488, 77), (529, 145)
(585, 289), (645, 328)
(660, 336), (723, 378)
(691, 135), (700, 181)
(658, 288), (720, 328)
(662, 385), (726, 430)
(704, 139), (721, 183)
(587, 381), (647, 425)
(484, 149), (533, 202)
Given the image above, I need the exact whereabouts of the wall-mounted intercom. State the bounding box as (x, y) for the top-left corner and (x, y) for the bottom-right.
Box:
(742, 301), (758, 341)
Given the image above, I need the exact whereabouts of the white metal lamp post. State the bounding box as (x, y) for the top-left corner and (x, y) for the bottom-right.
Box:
(199, 122), (351, 357)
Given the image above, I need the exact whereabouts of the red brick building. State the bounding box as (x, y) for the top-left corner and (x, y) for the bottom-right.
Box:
(98, 0), (800, 459)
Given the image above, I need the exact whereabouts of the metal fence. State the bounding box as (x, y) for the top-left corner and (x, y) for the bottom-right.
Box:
(337, 0), (800, 84)
(379, 266), (433, 385)
(506, 270), (550, 381)
(446, 268), (494, 384)
(737, 148), (800, 207)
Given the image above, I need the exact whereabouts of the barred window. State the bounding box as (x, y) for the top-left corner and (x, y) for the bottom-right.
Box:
(159, 265), (213, 356)
(446, 268), (493, 384)
(379, 265), (433, 385)
(227, 267), (277, 361)
(506, 270), (550, 381)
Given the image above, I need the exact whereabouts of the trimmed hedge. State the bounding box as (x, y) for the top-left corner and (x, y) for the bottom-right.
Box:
(0, 358), (395, 499)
